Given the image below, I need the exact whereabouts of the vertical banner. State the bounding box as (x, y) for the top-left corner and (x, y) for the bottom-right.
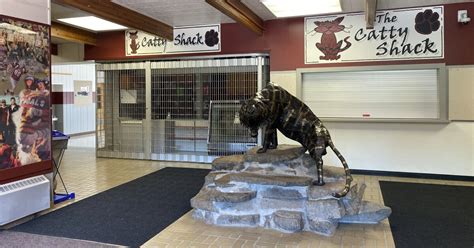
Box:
(0, 16), (51, 170)
(305, 6), (444, 64)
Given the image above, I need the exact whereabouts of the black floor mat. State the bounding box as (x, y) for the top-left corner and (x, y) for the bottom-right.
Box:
(379, 181), (474, 248)
(12, 167), (210, 247)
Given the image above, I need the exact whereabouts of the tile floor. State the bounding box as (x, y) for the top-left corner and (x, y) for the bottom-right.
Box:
(41, 148), (474, 247)
(67, 133), (96, 148)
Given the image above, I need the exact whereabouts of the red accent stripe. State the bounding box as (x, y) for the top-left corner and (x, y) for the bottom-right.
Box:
(52, 92), (96, 104)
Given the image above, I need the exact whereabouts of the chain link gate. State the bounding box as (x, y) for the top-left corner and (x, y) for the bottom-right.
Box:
(96, 55), (269, 163)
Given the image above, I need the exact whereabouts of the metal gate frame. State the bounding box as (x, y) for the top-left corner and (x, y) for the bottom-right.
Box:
(96, 54), (269, 163)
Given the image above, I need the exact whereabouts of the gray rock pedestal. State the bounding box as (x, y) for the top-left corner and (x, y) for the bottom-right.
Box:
(191, 145), (391, 236)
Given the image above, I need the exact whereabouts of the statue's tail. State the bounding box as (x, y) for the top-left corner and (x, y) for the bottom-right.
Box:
(328, 139), (353, 198)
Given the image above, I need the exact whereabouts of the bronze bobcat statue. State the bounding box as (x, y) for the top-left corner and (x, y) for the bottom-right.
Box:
(239, 82), (353, 198)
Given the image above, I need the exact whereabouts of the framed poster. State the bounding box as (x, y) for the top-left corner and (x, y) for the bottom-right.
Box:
(74, 80), (92, 105)
(0, 15), (51, 182)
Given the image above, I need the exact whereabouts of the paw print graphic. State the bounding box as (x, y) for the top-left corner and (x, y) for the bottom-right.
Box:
(205, 29), (219, 47)
(415, 9), (441, 35)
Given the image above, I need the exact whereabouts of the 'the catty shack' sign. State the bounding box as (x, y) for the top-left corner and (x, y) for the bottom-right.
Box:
(125, 24), (220, 56)
(305, 6), (444, 64)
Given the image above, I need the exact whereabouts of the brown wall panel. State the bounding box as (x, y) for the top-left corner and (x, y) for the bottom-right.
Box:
(0, 160), (52, 184)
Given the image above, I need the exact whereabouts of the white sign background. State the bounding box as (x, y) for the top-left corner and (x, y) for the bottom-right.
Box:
(305, 6), (444, 64)
(74, 80), (92, 105)
(125, 24), (221, 56)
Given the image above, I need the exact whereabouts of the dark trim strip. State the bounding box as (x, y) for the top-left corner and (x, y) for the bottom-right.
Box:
(0, 160), (53, 184)
(51, 43), (58, 56)
(351, 169), (474, 182)
(68, 131), (95, 137)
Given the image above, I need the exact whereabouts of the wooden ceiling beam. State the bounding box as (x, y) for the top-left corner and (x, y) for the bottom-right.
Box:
(51, 21), (97, 45)
(52, 0), (173, 40)
(206, 0), (264, 35)
(365, 0), (377, 29)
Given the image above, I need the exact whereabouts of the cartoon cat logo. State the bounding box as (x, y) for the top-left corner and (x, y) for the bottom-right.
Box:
(313, 17), (352, 60)
(128, 30), (139, 54)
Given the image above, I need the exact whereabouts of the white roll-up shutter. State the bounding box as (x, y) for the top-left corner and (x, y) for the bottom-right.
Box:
(302, 69), (439, 119)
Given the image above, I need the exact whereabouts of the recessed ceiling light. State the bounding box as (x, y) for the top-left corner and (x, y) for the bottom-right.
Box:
(260, 0), (342, 18)
(57, 16), (127, 32)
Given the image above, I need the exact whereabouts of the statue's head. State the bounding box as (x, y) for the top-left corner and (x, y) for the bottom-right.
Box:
(239, 94), (270, 137)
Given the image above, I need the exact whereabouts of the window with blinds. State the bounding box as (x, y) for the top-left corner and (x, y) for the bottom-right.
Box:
(300, 67), (446, 120)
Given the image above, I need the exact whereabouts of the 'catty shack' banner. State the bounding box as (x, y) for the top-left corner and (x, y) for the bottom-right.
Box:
(305, 6), (444, 64)
(125, 24), (220, 56)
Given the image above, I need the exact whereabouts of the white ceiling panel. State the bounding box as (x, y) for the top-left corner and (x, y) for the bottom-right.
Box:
(244, 0), (474, 20)
(52, 0), (474, 29)
(51, 3), (90, 20)
(338, 0), (474, 13)
(241, 0), (276, 20)
(112, 0), (235, 27)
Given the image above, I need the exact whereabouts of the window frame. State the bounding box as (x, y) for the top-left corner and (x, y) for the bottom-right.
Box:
(296, 63), (448, 123)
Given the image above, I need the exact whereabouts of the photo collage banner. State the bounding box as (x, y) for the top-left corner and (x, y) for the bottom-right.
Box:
(0, 16), (50, 171)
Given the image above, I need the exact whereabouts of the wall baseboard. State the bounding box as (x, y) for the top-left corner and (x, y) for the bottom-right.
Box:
(351, 169), (474, 182)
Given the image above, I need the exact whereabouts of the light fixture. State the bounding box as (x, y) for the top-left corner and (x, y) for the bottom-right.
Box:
(57, 16), (127, 32)
(260, 0), (342, 18)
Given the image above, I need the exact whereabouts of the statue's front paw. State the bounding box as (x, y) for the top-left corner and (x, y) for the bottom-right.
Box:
(257, 147), (267, 153)
(268, 144), (277, 149)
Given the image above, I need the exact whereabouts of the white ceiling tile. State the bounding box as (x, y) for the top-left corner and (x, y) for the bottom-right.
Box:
(52, 0), (474, 32)
(111, 0), (235, 26)
(340, 0), (353, 12)
(241, 0), (276, 20)
(348, 0), (365, 12)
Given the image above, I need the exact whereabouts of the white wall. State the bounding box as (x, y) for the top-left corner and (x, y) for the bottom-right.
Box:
(52, 62), (96, 135)
(449, 66), (474, 121)
(271, 70), (474, 177)
(0, 0), (50, 25)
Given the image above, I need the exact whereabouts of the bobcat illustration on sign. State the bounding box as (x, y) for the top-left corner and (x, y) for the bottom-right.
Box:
(128, 31), (139, 54)
(312, 16), (352, 60)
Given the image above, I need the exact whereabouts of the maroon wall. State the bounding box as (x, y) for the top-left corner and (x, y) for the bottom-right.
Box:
(52, 92), (73, 104)
(85, 3), (474, 70)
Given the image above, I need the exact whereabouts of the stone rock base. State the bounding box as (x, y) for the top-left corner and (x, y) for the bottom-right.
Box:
(191, 145), (391, 236)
